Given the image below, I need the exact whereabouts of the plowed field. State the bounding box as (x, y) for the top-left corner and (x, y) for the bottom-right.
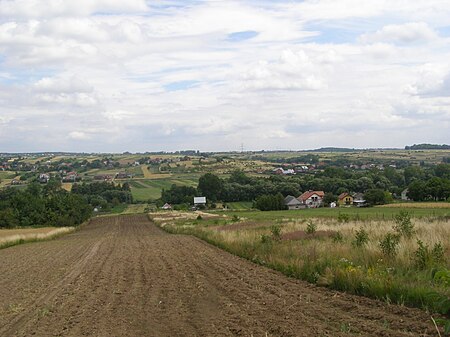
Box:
(0, 215), (437, 336)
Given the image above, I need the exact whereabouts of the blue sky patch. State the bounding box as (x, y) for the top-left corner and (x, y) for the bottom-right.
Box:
(164, 80), (200, 91)
(227, 30), (259, 42)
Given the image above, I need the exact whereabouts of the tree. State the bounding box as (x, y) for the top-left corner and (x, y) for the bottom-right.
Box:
(364, 189), (388, 205)
(323, 192), (337, 206)
(198, 173), (223, 202)
(255, 193), (286, 211)
(407, 180), (427, 201)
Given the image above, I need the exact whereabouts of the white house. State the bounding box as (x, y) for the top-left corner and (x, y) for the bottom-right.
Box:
(298, 191), (325, 208)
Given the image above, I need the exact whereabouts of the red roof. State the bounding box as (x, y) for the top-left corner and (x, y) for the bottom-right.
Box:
(298, 191), (325, 202)
(338, 192), (350, 200)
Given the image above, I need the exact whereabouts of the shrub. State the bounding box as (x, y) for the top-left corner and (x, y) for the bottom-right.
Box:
(231, 214), (240, 222)
(306, 220), (317, 234)
(431, 242), (445, 264)
(353, 228), (369, 247)
(261, 234), (272, 244)
(332, 231), (344, 243)
(337, 213), (350, 223)
(196, 215), (203, 220)
(379, 233), (400, 258)
(414, 240), (429, 269)
(393, 210), (414, 238)
(271, 225), (282, 240)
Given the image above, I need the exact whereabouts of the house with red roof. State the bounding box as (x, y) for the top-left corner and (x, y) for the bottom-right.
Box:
(338, 192), (353, 206)
(297, 191), (325, 208)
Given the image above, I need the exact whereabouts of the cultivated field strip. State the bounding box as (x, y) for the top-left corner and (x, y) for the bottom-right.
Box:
(0, 215), (436, 336)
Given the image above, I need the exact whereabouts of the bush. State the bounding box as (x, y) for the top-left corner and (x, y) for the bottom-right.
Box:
(306, 220), (317, 234)
(255, 193), (286, 211)
(379, 233), (400, 258)
(271, 225), (282, 240)
(393, 211), (414, 238)
(332, 231), (344, 243)
(414, 240), (445, 269)
(196, 215), (203, 220)
(337, 213), (350, 223)
(353, 228), (369, 247)
(261, 234), (272, 244)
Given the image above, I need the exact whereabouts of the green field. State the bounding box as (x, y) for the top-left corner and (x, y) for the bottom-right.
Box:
(130, 176), (199, 201)
(225, 201), (253, 210)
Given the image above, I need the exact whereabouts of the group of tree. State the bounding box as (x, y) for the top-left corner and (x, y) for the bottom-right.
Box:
(161, 163), (450, 210)
(0, 181), (91, 228)
(71, 181), (133, 209)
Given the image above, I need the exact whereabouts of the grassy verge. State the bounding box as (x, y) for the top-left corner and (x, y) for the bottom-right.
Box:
(151, 210), (450, 318)
(0, 226), (76, 250)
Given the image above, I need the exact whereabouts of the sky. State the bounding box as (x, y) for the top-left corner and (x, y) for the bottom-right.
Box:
(0, 0), (449, 153)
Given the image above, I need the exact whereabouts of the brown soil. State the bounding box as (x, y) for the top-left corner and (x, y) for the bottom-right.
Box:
(0, 214), (437, 336)
(281, 230), (337, 241)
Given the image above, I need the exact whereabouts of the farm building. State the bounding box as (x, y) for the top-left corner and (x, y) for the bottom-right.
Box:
(194, 197), (207, 206)
(338, 192), (353, 206)
(284, 195), (305, 210)
(401, 189), (410, 201)
(161, 203), (172, 210)
(298, 191), (325, 208)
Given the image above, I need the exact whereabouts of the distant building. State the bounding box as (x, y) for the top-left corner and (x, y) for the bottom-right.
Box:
(401, 189), (410, 201)
(116, 172), (132, 179)
(338, 192), (353, 206)
(161, 203), (172, 210)
(352, 192), (367, 207)
(284, 195), (305, 210)
(298, 191), (325, 208)
(330, 202), (337, 208)
(194, 197), (206, 206)
(272, 168), (295, 175)
(38, 173), (50, 183)
(94, 174), (113, 181)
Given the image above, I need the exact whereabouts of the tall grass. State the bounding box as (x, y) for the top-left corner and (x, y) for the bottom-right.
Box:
(153, 212), (450, 315)
(0, 227), (75, 250)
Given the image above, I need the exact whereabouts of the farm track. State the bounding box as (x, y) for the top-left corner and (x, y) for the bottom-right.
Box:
(0, 215), (436, 336)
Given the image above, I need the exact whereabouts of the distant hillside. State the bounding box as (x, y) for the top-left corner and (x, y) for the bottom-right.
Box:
(405, 144), (450, 150)
(306, 147), (359, 152)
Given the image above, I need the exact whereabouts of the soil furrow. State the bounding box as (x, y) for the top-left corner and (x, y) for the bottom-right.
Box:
(0, 214), (436, 336)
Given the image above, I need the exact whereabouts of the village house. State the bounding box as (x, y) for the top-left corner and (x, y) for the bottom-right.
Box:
(352, 192), (367, 207)
(161, 203), (172, 210)
(284, 195), (305, 210)
(94, 174), (113, 181)
(115, 172), (132, 179)
(401, 189), (410, 201)
(297, 191), (325, 208)
(38, 173), (50, 183)
(62, 171), (79, 182)
(273, 168), (295, 175)
(338, 192), (353, 206)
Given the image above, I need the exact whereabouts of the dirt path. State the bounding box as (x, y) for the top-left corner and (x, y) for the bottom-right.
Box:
(0, 215), (437, 336)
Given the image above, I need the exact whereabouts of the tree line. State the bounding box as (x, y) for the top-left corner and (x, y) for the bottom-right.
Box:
(161, 163), (450, 208)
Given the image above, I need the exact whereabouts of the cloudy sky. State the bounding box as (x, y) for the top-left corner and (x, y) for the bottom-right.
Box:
(1, 0), (449, 152)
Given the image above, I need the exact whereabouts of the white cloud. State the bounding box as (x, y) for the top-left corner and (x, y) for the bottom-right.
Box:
(68, 131), (90, 140)
(405, 64), (450, 97)
(0, 0), (147, 19)
(241, 49), (333, 91)
(0, 0), (449, 151)
(359, 22), (437, 44)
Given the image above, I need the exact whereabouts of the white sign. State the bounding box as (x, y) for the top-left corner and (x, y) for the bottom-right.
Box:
(194, 197), (206, 204)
